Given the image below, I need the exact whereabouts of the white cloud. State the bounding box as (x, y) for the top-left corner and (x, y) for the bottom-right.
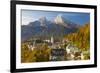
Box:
(22, 16), (35, 25)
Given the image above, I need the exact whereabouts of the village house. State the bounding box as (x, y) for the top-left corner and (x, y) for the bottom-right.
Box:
(65, 44), (82, 60)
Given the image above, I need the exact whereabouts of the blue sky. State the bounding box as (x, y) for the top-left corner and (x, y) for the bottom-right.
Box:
(21, 10), (90, 25)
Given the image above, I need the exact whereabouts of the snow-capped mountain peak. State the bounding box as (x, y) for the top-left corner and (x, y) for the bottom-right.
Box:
(54, 14), (64, 24)
(54, 14), (80, 28)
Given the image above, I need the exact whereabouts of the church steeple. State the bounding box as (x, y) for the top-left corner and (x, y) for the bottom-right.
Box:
(51, 36), (54, 44)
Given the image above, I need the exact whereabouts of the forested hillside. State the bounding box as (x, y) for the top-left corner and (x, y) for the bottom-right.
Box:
(64, 23), (90, 51)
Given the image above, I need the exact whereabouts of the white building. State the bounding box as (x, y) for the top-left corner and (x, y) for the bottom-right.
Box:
(27, 41), (36, 51)
(65, 44), (82, 60)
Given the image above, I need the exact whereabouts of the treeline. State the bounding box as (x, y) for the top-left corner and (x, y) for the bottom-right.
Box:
(64, 23), (90, 51)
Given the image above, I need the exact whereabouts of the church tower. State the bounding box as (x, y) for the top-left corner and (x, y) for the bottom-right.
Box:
(51, 36), (54, 44)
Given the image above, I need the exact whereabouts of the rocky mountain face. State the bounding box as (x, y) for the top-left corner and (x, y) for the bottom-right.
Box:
(21, 15), (80, 41)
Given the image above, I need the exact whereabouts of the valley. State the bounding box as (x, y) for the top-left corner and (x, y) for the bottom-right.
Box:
(21, 15), (90, 63)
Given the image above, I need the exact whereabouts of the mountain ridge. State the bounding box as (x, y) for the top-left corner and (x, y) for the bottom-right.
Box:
(21, 15), (80, 41)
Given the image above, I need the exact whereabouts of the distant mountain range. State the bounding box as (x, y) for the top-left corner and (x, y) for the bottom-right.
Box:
(21, 15), (80, 41)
